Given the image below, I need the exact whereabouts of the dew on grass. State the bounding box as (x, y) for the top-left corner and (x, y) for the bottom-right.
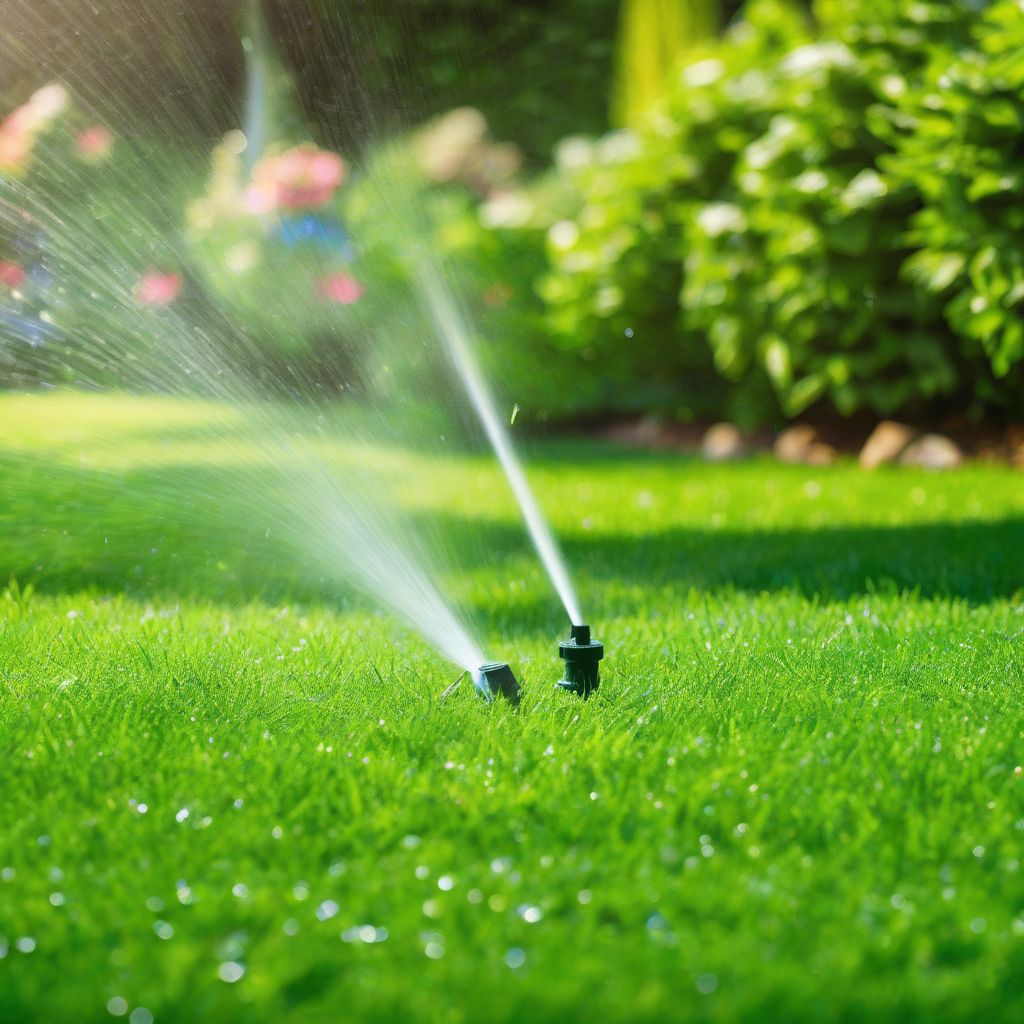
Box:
(973, 846), (985, 858)
(490, 857), (512, 875)
(145, 897), (164, 913)
(517, 904), (543, 923)
(505, 947), (526, 969)
(106, 996), (128, 1017)
(315, 900), (339, 921)
(16, 936), (36, 953)
(401, 834), (422, 850)
(422, 899), (442, 919)
(283, 918), (300, 936)
(577, 890), (592, 905)
(342, 925), (389, 944)
(175, 808), (189, 823)
(696, 973), (719, 995)
(1, 868), (14, 882)
(218, 961), (245, 983)
(153, 921), (174, 940)
(176, 884), (194, 905)
(970, 918), (987, 934)
(423, 937), (445, 960)
(328, 860), (346, 878)
(437, 875), (455, 891)
(467, 889), (483, 904)
(415, 865), (430, 880)
(293, 882), (309, 900)
(49, 891), (65, 906)
(232, 883), (249, 899)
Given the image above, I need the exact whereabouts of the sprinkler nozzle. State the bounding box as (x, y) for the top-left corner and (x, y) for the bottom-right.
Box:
(476, 663), (522, 706)
(557, 623), (603, 698)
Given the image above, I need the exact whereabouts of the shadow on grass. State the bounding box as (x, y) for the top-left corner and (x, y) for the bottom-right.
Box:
(2, 450), (1022, 627)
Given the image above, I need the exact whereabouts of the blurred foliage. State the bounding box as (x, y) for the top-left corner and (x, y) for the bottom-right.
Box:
(493, 0), (1024, 425)
(611, 0), (720, 127)
(0, 0), (620, 163)
(886, 0), (1024, 389)
(6, 0), (1024, 428)
(286, 0), (620, 163)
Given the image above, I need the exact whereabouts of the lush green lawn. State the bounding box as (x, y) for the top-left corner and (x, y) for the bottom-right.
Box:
(1, 392), (1022, 1024)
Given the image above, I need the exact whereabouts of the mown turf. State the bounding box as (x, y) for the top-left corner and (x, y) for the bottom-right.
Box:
(1, 392), (1022, 1024)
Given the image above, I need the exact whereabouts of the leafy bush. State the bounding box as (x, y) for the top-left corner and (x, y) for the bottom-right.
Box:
(885, 0), (1024, 405)
(509, 0), (1024, 424)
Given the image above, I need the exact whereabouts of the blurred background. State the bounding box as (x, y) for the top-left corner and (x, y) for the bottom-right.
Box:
(2, 0), (1022, 463)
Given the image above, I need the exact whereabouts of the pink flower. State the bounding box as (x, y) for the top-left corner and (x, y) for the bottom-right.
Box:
(135, 270), (182, 306)
(318, 273), (363, 304)
(0, 115), (32, 174)
(0, 82), (71, 175)
(248, 145), (346, 213)
(76, 125), (114, 161)
(0, 261), (26, 289)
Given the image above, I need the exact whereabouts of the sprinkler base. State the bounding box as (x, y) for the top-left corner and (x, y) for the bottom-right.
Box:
(558, 624), (603, 699)
(476, 663), (522, 706)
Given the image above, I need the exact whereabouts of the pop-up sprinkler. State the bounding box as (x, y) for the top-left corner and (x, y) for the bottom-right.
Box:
(557, 624), (603, 698)
(476, 662), (522, 706)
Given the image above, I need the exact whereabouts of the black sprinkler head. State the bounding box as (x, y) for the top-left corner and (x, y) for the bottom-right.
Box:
(557, 623), (603, 698)
(476, 662), (522, 706)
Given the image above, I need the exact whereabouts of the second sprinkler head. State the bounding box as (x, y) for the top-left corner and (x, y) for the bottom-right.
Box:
(476, 662), (522, 707)
(557, 623), (603, 698)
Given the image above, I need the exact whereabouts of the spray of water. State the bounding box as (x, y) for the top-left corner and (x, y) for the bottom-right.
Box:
(416, 263), (583, 627)
(0, 0), (584, 678)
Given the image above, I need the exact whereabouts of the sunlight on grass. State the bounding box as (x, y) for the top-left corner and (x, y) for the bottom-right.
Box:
(1, 391), (1022, 1023)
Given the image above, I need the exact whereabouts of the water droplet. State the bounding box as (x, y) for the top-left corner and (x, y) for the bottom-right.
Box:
(696, 972), (719, 995)
(106, 996), (128, 1017)
(505, 947), (526, 969)
(315, 900), (339, 921)
(218, 961), (245, 983)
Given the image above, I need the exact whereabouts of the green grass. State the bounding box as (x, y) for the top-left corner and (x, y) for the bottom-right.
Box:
(1, 392), (1022, 1024)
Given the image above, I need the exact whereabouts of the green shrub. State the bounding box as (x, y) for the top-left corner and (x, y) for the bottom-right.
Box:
(885, 0), (1024, 408)
(513, 0), (1024, 424)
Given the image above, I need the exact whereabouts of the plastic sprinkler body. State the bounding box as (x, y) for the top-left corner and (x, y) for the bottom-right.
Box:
(476, 663), (522, 706)
(558, 624), (603, 698)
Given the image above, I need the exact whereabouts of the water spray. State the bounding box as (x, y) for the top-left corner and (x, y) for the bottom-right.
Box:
(557, 623), (603, 698)
(414, 266), (606, 699)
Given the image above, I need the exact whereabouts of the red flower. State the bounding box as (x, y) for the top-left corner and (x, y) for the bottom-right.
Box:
(0, 261), (26, 289)
(135, 271), (182, 306)
(318, 273), (363, 304)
